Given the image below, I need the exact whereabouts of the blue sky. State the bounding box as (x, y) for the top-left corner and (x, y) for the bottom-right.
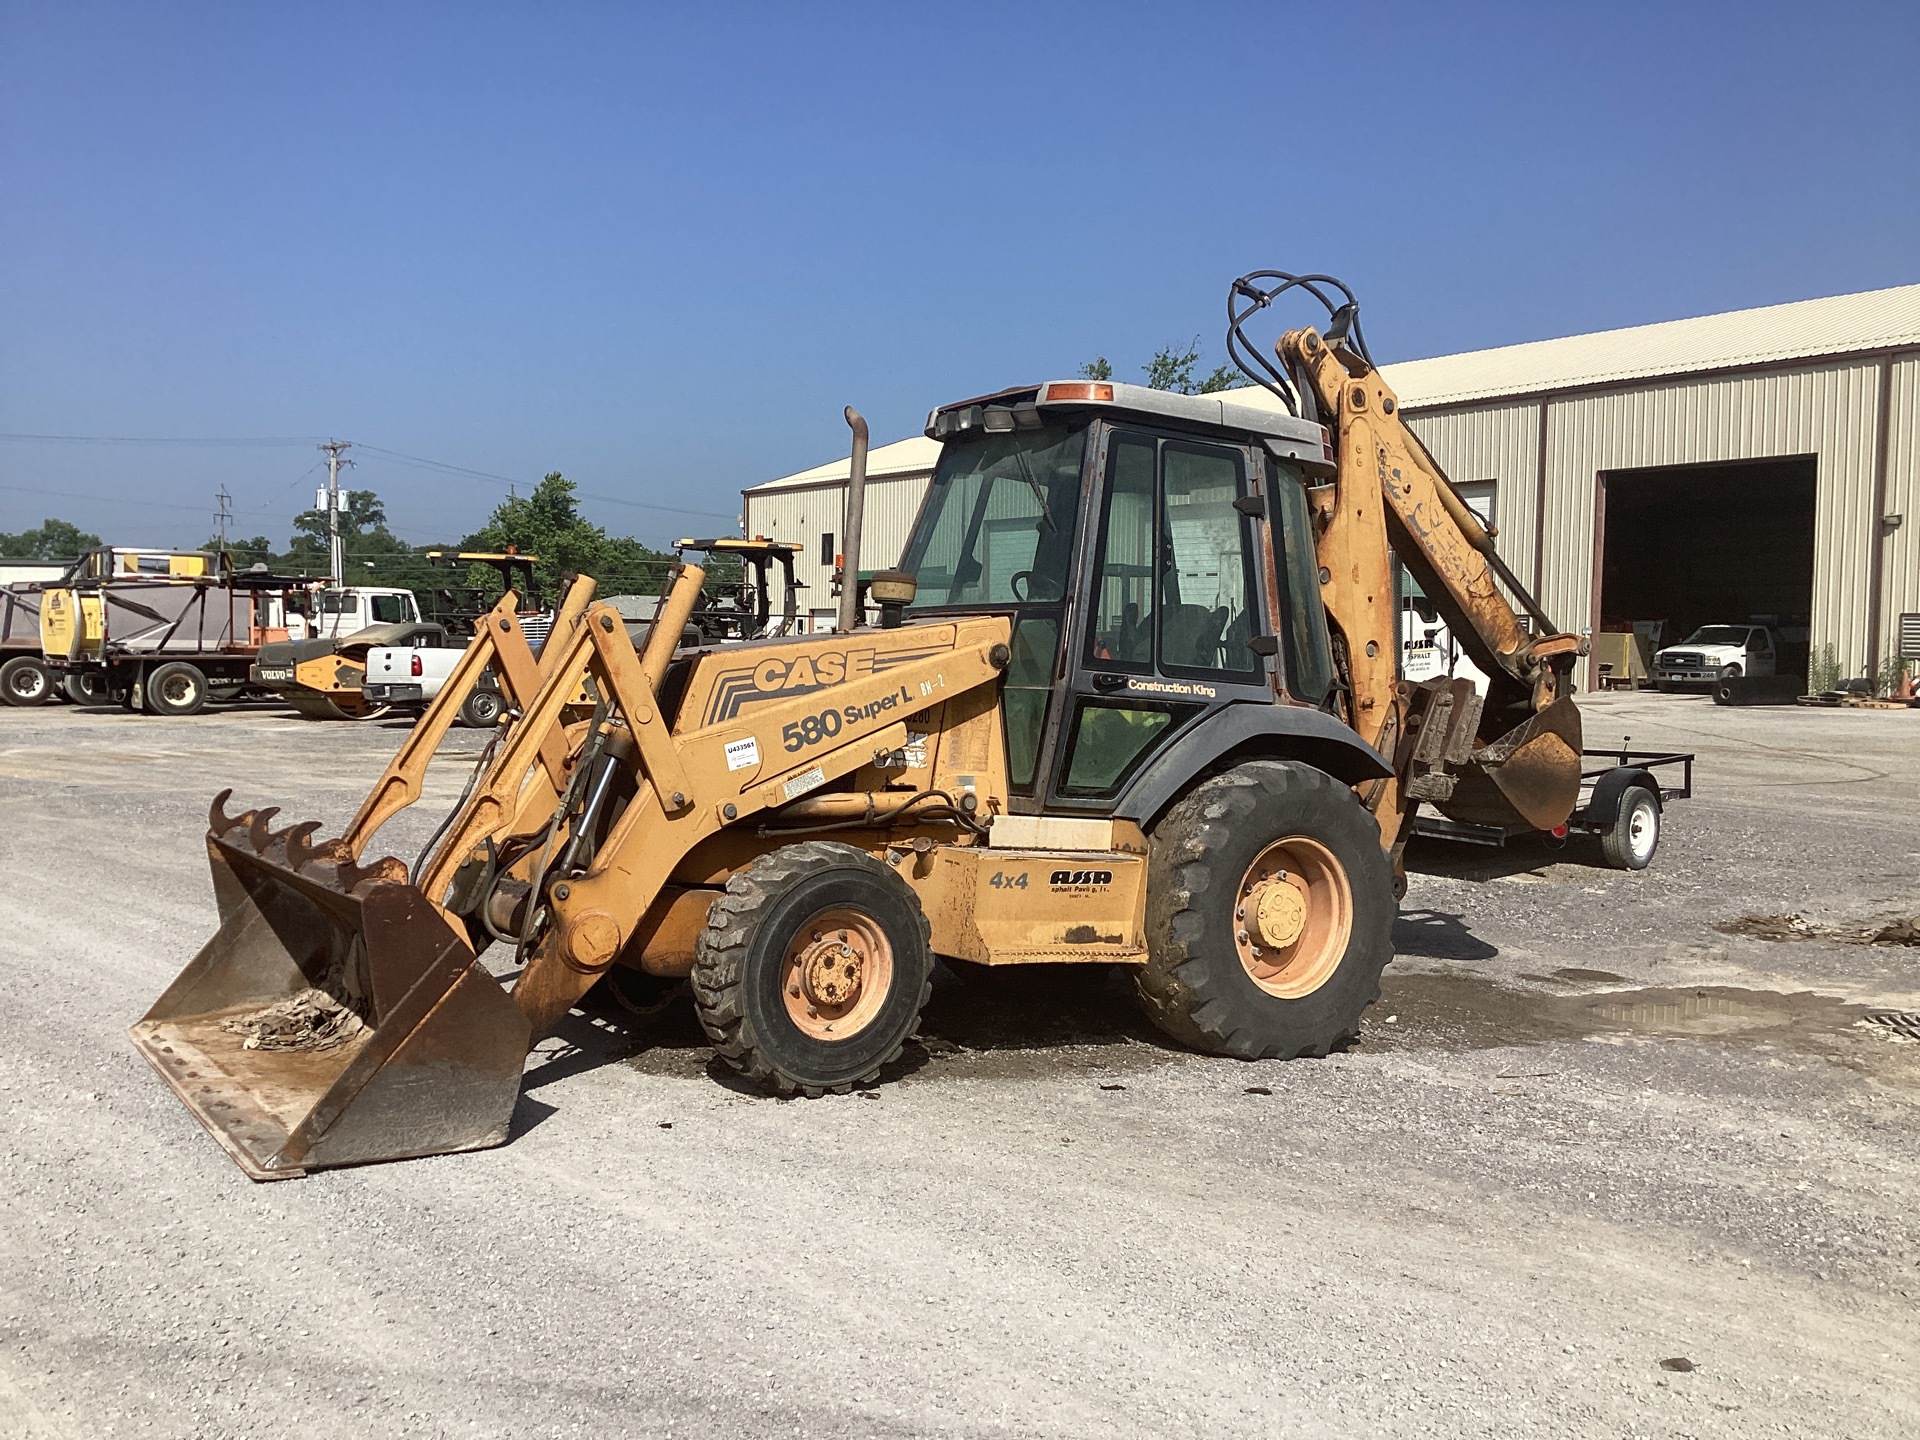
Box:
(3, 1), (1916, 551)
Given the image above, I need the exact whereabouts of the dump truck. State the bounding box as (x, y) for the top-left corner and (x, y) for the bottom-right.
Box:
(134, 270), (1676, 1179)
(251, 554), (544, 721)
(39, 548), (309, 713)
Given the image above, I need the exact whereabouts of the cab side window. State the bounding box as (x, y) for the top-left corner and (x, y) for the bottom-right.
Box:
(1159, 443), (1257, 677)
(1083, 435), (1258, 679)
(1086, 437), (1156, 668)
(371, 594), (409, 624)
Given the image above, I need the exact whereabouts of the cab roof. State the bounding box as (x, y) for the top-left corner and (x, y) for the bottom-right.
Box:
(926, 381), (1331, 462)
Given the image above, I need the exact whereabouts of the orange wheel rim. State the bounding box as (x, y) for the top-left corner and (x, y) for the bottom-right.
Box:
(781, 907), (894, 1040)
(1234, 836), (1352, 998)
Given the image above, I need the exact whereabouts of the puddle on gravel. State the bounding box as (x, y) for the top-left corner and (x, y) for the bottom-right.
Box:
(1367, 973), (1871, 1055)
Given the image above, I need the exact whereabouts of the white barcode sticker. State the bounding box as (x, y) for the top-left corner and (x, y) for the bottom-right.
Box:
(782, 766), (826, 801)
(724, 736), (760, 772)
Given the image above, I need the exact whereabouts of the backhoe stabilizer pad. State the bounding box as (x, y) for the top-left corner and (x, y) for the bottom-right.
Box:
(131, 799), (531, 1181)
(1435, 696), (1583, 833)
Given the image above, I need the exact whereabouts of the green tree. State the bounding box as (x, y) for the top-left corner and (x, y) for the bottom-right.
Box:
(203, 534), (278, 568)
(0, 516), (103, 559)
(1077, 340), (1238, 395)
(459, 472), (676, 604)
(1142, 337), (1239, 395)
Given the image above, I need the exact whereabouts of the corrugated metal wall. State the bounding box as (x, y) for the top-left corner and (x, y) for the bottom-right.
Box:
(742, 474), (932, 625)
(1884, 355), (1920, 664)
(1411, 356), (1911, 678)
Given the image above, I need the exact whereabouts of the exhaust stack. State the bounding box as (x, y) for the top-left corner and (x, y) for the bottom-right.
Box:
(837, 406), (868, 633)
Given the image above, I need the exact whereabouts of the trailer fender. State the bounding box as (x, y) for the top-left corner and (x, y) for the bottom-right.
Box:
(1114, 703), (1391, 828)
(1580, 766), (1661, 826)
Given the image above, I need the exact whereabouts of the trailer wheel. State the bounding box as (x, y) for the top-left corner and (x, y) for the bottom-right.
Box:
(1600, 785), (1660, 870)
(1136, 760), (1395, 1060)
(145, 661), (208, 716)
(61, 671), (108, 706)
(0, 655), (51, 707)
(692, 841), (933, 1096)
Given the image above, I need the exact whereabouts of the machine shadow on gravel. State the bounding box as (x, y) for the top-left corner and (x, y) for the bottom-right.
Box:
(1392, 908), (1500, 962)
(523, 961), (1185, 1099)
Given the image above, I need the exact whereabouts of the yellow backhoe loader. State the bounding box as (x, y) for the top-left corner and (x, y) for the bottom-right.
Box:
(134, 272), (1663, 1180)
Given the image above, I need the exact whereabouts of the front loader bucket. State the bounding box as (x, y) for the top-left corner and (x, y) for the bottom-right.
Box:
(1436, 695), (1584, 833)
(130, 792), (531, 1181)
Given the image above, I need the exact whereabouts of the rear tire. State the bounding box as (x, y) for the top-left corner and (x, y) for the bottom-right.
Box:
(1136, 761), (1395, 1060)
(61, 671), (108, 706)
(459, 687), (505, 728)
(1600, 785), (1659, 870)
(691, 841), (933, 1095)
(0, 655), (51, 707)
(144, 661), (208, 716)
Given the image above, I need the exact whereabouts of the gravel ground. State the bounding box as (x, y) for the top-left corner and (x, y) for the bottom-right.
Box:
(0, 691), (1915, 1439)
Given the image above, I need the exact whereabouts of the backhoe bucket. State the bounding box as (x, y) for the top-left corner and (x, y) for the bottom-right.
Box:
(130, 792), (530, 1181)
(1436, 694), (1584, 833)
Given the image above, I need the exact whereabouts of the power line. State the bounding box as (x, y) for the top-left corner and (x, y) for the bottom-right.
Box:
(0, 433), (318, 447)
(0, 480), (283, 518)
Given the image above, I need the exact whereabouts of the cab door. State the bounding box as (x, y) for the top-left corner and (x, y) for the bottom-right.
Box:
(1046, 429), (1273, 811)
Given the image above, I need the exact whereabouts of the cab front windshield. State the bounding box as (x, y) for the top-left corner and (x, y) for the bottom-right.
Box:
(901, 425), (1088, 607)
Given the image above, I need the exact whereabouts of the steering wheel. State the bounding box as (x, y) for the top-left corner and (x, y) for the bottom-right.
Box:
(1009, 570), (1059, 603)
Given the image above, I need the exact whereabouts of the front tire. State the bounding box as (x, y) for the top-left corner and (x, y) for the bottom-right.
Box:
(1719, 663), (1743, 680)
(0, 654), (51, 707)
(287, 692), (392, 721)
(1136, 761), (1396, 1060)
(692, 841), (933, 1095)
(1600, 785), (1660, 870)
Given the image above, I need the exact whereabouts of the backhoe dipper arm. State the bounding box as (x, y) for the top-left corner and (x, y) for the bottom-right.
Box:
(1278, 326), (1583, 724)
(1276, 325), (1585, 842)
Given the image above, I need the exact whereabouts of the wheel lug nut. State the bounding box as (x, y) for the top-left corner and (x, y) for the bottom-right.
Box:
(788, 985), (801, 998)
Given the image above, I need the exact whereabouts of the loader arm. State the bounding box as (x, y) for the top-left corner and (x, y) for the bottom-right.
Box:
(1277, 325), (1585, 841)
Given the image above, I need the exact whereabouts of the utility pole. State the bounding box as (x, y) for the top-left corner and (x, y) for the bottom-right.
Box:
(214, 486), (233, 550)
(318, 440), (353, 586)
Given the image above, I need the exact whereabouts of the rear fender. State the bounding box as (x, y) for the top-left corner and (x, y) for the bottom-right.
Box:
(1580, 766), (1660, 826)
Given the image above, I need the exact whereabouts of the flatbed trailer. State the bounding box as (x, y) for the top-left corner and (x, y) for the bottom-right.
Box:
(1411, 745), (1693, 869)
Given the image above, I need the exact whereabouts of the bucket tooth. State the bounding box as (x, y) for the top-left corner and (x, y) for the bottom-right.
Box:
(209, 789), (250, 839)
(339, 854), (409, 894)
(282, 821), (325, 875)
(246, 807), (283, 855)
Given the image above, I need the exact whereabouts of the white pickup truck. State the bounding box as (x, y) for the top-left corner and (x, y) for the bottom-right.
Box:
(361, 636), (506, 728)
(1653, 625), (1780, 689)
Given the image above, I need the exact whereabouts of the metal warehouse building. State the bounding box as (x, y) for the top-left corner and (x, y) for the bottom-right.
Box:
(744, 283), (1920, 683)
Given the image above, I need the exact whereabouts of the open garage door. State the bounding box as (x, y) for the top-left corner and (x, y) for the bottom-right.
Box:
(1597, 456), (1816, 686)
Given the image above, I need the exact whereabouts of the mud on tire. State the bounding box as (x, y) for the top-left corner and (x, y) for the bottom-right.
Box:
(691, 841), (933, 1096)
(1136, 760), (1395, 1060)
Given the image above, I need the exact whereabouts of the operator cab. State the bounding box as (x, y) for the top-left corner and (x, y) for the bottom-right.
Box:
(899, 381), (1339, 815)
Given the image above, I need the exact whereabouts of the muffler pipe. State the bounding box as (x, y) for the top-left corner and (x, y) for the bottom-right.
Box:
(838, 406), (868, 633)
